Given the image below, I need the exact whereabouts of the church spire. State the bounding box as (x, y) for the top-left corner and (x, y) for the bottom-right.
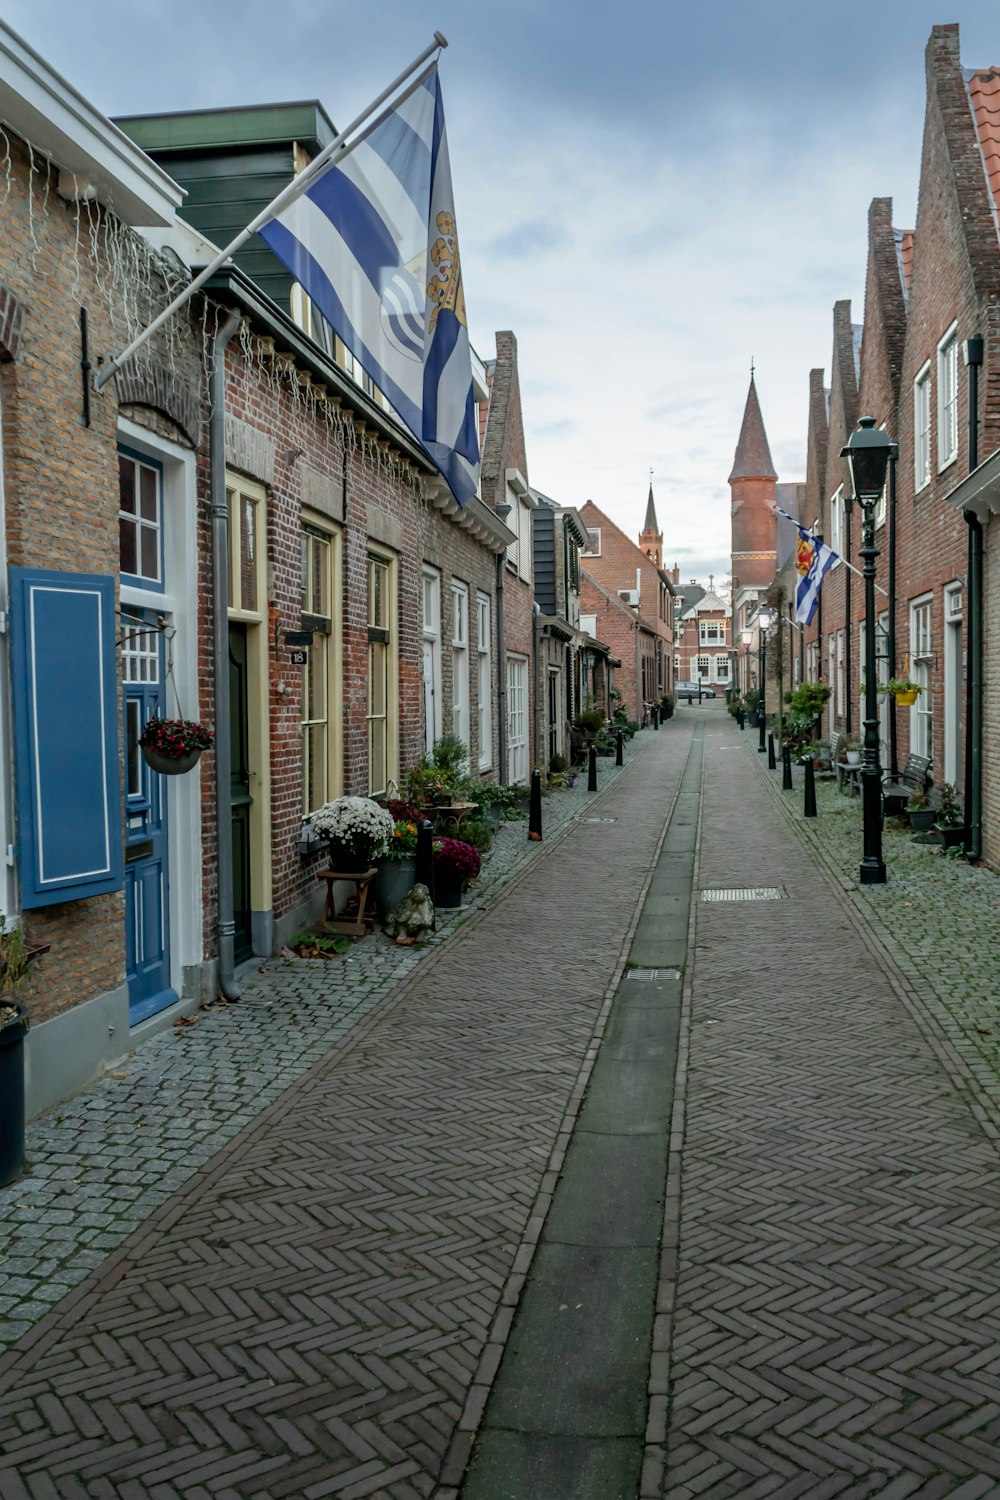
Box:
(643, 481), (658, 535)
(728, 374), (777, 482)
(639, 474), (663, 568)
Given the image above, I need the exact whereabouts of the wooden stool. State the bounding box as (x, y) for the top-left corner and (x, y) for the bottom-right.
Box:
(317, 867), (377, 936)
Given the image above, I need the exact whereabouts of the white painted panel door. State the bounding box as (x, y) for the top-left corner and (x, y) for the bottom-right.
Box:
(508, 656), (528, 784)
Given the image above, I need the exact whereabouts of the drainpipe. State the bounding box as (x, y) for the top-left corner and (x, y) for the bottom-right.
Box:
(210, 308), (242, 1000)
(634, 620), (641, 722)
(963, 333), (984, 859)
(887, 446), (899, 779)
(532, 601), (541, 772)
(494, 523), (508, 783)
(844, 496), (853, 735)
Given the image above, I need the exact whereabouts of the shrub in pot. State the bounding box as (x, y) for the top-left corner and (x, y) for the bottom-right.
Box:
(432, 837), (481, 908)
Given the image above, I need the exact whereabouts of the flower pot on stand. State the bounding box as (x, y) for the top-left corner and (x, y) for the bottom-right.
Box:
(374, 858), (417, 922)
(845, 751), (861, 766)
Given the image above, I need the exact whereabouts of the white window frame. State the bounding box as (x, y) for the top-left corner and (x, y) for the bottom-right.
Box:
(507, 654), (528, 784)
(829, 486), (844, 563)
(943, 581), (963, 784)
(119, 448), (163, 587)
(582, 527), (601, 557)
(367, 547), (397, 798)
(477, 591), (492, 771)
(301, 517), (342, 815)
(451, 580), (469, 751)
(914, 362), (931, 492)
(699, 621), (721, 645)
(909, 594), (933, 760)
(937, 324), (958, 472)
(421, 567), (442, 754)
(836, 628), (845, 717)
(697, 655), (710, 679)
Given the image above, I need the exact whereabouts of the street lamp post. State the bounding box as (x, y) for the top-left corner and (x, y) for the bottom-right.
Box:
(755, 606), (773, 753)
(841, 416), (891, 885)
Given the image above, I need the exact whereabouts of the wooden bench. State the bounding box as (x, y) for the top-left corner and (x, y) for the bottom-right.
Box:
(882, 754), (931, 813)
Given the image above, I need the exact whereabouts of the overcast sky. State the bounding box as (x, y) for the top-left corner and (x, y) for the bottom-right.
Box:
(9, 1), (1000, 580)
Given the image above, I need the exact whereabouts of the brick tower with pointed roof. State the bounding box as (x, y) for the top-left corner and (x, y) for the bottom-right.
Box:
(638, 482), (663, 567)
(729, 374), (777, 589)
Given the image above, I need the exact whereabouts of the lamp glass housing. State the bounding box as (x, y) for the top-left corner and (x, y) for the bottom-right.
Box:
(757, 607), (773, 631)
(741, 629), (753, 646)
(841, 415), (892, 502)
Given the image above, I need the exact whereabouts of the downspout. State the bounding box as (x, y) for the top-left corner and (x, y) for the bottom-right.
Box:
(210, 308), (242, 1000)
(495, 544), (507, 783)
(844, 496), (853, 735)
(634, 619), (641, 721)
(963, 334), (984, 859)
(887, 446), (898, 779)
(532, 601), (541, 772)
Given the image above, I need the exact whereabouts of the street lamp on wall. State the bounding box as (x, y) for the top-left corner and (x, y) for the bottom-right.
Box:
(755, 606), (773, 753)
(841, 415), (892, 885)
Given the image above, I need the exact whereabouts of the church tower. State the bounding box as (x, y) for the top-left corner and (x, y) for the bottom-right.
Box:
(729, 374), (777, 589)
(639, 482), (663, 568)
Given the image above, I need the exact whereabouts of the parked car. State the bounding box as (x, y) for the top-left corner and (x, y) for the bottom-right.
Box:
(675, 681), (718, 701)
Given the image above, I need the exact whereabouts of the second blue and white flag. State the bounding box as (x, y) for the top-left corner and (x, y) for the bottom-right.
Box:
(259, 63), (480, 507)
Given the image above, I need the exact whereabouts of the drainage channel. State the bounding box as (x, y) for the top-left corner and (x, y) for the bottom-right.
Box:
(459, 727), (704, 1500)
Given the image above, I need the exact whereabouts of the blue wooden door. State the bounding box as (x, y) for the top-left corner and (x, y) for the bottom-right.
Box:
(122, 615), (174, 1023)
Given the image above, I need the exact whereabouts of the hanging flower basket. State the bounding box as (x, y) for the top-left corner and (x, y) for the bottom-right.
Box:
(877, 678), (923, 709)
(894, 689), (919, 707)
(139, 718), (213, 775)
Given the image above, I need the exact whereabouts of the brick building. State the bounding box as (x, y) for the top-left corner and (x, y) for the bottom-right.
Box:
(673, 581), (731, 690)
(0, 24), (213, 1114)
(578, 494), (674, 717)
(531, 489), (594, 767)
(124, 104), (513, 957)
(479, 330), (535, 783)
(579, 569), (657, 723)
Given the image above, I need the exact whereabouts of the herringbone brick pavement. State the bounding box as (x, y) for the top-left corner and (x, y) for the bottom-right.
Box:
(0, 724), (692, 1499)
(660, 721), (1000, 1499)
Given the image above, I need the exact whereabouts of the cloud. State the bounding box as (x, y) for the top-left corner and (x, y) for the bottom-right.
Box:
(483, 219), (569, 258)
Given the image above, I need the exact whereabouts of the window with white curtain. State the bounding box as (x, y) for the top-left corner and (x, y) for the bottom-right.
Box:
(937, 326), (958, 470)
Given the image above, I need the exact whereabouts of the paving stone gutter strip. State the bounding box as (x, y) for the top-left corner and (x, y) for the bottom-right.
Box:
(0, 725), (689, 1499)
(456, 727), (702, 1500)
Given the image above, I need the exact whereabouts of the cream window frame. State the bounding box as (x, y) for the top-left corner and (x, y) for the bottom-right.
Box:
(226, 471), (271, 916)
(937, 324), (958, 472)
(300, 513), (343, 816)
(914, 362), (932, 492)
(367, 545), (399, 797)
(477, 591), (492, 771)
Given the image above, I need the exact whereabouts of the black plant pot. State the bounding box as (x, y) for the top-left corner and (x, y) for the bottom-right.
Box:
(934, 824), (966, 849)
(141, 746), (203, 775)
(433, 870), (465, 908)
(908, 807), (936, 833)
(0, 1004), (28, 1188)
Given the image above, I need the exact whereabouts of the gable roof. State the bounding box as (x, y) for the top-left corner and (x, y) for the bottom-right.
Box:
(728, 375), (777, 481)
(967, 66), (1000, 230)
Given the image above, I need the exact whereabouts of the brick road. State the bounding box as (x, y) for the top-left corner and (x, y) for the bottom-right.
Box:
(656, 712), (1000, 1498)
(0, 723), (691, 1499)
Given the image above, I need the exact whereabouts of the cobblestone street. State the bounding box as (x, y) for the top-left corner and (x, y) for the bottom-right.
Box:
(3, 707), (1000, 1498)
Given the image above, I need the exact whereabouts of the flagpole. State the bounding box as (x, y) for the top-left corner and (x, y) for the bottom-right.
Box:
(93, 32), (448, 393)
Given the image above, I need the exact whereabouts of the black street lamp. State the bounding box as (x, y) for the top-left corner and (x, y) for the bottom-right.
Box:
(841, 416), (892, 885)
(756, 605), (773, 753)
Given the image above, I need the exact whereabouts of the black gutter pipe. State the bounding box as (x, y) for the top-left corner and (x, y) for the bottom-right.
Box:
(887, 447), (899, 779)
(844, 496), (853, 735)
(963, 335), (984, 860)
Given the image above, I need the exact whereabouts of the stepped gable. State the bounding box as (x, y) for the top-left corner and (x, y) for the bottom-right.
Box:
(728, 375), (777, 482)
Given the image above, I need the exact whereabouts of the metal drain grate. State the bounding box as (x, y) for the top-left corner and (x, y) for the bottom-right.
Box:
(576, 816), (618, 824)
(700, 886), (784, 902)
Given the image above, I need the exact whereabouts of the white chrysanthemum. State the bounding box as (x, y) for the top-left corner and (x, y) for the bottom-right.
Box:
(311, 796), (394, 859)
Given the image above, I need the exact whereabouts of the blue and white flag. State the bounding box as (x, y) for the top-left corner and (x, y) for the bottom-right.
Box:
(259, 64), (480, 507)
(775, 505), (838, 625)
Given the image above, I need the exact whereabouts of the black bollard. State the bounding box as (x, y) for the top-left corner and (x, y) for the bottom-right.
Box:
(652, 705), (660, 731)
(767, 732), (776, 770)
(782, 744), (793, 790)
(804, 758), (817, 818)
(737, 708), (745, 731)
(414, 817), (436, 912)
(528, 768), (543, 841)
(616, 729), (624, 766)
(588, 742), (598, 792)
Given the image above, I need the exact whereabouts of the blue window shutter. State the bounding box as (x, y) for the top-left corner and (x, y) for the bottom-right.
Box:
(10, 568), (123, 907)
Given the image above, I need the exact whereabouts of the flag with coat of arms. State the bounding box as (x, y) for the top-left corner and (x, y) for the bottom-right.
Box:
(775, 505), (839, 625)
(258, 63), (480, 508)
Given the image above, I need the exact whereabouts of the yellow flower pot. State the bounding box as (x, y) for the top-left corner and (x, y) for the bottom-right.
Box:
(893, 689), (918, 707)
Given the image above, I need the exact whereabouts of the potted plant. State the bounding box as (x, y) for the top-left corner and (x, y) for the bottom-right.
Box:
(843, 734), (862, 766)
(373, 817), (420, 921)
(311, 795), (394, 871)
(933, 782), (966, 849)
(139, 716), (213, 775)
(743, 687), (760, 727)
(466, 779), (517, 829)
(905, 783), (936, 833)
(431, 836), (481, 908)
(878, 676), (923, 709)
(0, 918), (46, 1189)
